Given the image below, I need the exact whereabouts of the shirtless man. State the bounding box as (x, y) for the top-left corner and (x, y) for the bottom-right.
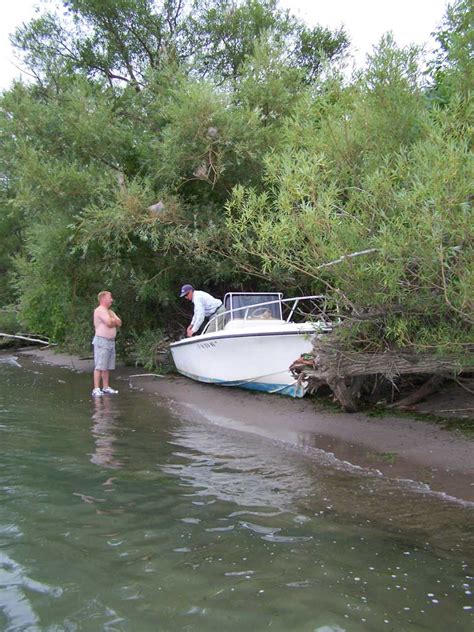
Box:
(92, 291), (122, 397)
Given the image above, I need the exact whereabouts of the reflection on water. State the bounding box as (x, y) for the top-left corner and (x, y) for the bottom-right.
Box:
(163, 426), (317, 509)
(90, 396), (123, 469)
(0, 552), (62, 630)
(0, 355), (472, 631)
(0, 355), (21, 367)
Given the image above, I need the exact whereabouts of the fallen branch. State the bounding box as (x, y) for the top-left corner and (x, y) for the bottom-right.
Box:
(315, 248), (379, 270)
(129, 373), (166, 378)
(388, 374), (445, 408)
(0, 332), (56, 346)
(435, 408), (474, 413)
(292, 337), (473, 412)
(309, 348), (471, 380)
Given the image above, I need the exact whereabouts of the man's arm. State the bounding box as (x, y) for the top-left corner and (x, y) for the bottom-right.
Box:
(95, 306), (120, 329)
(190, 297), (204, 334)
(109, 310), (122, 328)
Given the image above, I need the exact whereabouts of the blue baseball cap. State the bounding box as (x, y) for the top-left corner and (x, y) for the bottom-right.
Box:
(179, 284), (194, 297)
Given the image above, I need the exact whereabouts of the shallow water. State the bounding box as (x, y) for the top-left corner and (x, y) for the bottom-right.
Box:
(0, 355), (472, 631)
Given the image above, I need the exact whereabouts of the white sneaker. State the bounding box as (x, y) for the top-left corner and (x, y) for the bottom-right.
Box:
(102, 386), (118, 394)
(92, 388), (103, 397)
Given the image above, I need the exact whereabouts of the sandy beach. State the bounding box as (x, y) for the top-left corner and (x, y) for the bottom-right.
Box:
(17, 346), (474, 504)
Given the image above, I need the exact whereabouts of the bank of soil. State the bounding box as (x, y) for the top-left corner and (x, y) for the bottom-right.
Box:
(16, 347), (474, 504)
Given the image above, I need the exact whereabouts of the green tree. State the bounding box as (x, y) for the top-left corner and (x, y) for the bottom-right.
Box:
(222, 38), (473, 352)
(12, 0), (348, 89)
(185, 0), (347, 84)
(12, 0), (187, 89)
(429, 0), (474, 103)
(3, 0), (470, 368)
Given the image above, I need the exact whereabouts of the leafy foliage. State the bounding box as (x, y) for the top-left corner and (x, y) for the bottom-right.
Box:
(223, 36), (473, 351)
(0, 0), (471, 365)
(128, 327), (173, 371)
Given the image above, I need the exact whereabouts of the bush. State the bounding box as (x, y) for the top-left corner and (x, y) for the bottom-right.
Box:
(128, 329), (173, 372)
(0, 306), (21, 334)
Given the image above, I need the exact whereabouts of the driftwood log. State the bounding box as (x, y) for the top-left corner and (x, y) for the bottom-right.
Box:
(291, 337), (473, 412)
(0, 332), (55, 346)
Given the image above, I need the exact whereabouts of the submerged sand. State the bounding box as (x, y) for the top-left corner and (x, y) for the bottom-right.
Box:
(17, 347), (474, 503)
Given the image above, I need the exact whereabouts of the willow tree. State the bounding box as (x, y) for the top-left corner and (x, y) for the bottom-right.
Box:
(222, 33), (473, 355)
(1, 0), (348, 350)
(11, 0), (348, 89)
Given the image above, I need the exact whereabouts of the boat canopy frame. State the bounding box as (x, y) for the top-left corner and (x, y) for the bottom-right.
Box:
(202, 293), (332, 335)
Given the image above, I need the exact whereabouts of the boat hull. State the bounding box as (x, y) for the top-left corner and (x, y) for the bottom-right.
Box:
(170, 325), (316, 397)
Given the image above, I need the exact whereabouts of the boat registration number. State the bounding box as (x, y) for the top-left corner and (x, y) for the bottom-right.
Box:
(198, 341), (217, 349)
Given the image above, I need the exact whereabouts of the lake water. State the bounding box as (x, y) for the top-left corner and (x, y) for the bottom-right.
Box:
(0, 354), (472, 631)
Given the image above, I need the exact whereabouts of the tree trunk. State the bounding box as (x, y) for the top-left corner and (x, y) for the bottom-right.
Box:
(295, 336), (473, 411)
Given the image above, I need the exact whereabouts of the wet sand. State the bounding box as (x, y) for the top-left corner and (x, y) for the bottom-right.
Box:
(18, 347), (474, 503)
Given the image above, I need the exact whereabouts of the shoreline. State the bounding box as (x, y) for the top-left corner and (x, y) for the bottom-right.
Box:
(16, 346), (474, 504)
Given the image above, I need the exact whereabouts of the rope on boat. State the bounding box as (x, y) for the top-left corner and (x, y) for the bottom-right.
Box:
(228, 368), (308, 395)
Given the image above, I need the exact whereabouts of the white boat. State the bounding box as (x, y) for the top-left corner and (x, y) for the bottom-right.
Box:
(170, 293), (331, 397)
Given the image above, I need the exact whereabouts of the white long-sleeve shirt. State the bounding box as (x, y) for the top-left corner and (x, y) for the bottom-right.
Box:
(191, 291), (222, 333)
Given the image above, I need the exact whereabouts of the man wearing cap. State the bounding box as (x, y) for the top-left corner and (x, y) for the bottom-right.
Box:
(179, 284), (224, 337)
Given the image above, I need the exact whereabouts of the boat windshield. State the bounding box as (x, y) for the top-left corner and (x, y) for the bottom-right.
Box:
(224, 293), (283, 321)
